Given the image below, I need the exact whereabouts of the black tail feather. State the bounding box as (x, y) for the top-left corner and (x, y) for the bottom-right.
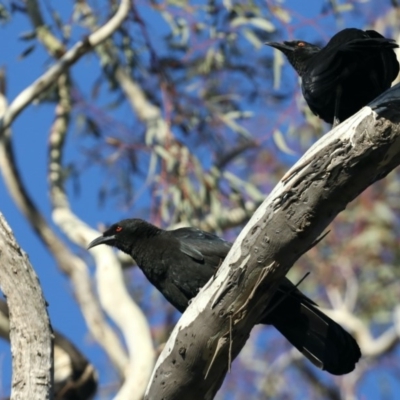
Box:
(263, 281), (361, 375)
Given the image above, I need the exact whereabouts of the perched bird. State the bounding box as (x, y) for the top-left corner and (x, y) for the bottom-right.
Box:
(88, 218), (361, 375)
(266, 28), (399, 126)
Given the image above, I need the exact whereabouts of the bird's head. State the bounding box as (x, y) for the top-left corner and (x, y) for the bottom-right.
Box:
(265, 40), (320, 75)
(87, 218), (158, 254)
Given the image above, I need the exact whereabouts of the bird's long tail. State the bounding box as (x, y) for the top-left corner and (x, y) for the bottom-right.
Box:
(261, 281), (361, 375)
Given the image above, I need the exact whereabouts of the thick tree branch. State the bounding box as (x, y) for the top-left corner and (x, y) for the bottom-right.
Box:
(0, 213), (53, 400)
(146, 84), (400, 399)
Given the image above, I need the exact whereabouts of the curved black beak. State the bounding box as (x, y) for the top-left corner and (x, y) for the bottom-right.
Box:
(87, 235), (116, 250)
(265, 41), (295, 52)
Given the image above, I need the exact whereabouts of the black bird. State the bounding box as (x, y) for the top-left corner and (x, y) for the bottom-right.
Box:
(88, 218), (361, 375)
(266, 28), (399, 126)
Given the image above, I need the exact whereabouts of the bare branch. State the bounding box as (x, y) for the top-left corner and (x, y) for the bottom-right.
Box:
(0, 71), (129, 377)
(0, 213), (53, 400)
(25, 6), (145, 384)
(48, 75), (155, 399)
(0, 1), (153, 386)
(324, 304), (399, 358)
(26, 0), (65, 57)
(0, 0), (130, 133)
(0, 9), (133, 378)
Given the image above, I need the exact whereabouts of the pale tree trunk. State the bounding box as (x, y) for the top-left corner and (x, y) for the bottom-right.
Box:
(0, 213), (53, 400)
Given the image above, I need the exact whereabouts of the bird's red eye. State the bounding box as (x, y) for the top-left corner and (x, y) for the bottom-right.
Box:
(116, 226), (123, 232)
(297, 42), (305, 47)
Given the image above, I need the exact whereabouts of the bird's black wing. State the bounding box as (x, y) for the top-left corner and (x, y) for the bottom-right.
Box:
(304, 29), (398, 98)
(172, 227), (232, 265)
(160, 227), (232, 309)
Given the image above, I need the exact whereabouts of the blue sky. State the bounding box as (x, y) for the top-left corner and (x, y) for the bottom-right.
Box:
(0, 0), (399, 398)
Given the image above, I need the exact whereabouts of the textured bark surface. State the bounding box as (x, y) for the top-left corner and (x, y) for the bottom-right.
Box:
(146, 84), (400, 400)
(0, 300), (98, 400)
(0, 214), (53, 400)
